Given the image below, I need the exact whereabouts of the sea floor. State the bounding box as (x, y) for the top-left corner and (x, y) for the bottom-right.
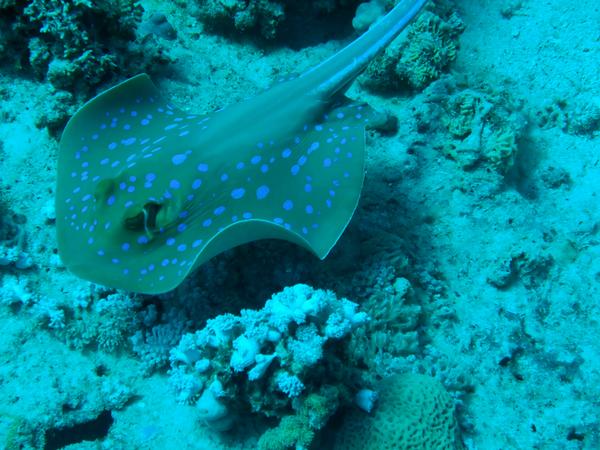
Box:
(1, 0), (599, 449)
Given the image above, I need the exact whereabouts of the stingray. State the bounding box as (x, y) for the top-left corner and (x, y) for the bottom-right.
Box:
(55, 0), (427, 294)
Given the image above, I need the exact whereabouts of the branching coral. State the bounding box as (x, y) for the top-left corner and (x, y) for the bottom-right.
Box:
(169, 284), (371, 449)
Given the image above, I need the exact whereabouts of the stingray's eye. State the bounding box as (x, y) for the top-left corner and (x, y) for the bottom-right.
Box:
(125, 202), (162, 235)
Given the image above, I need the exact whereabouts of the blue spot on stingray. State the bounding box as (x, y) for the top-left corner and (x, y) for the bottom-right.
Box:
(298, 155), (307, 166)
(122, 243), (130, 251)
(192, 179), (202, 190)
(291, 165), (300, 176)
(214, 206), (226, 215)
(108, 142), (118, 150)
(161, 258), (169, 266)
(170, 180), (181, 189)
(192, 239), (203, 248)
(274, 217), (284, 225)
(197, 163), (208, 172)
(256, 185), (269, 200)
(107, 195), (115, 206)
(283, 200), (293, 210)
(282, 148), (292, 158)
(172, 154), (186, 165)
(146, 173), (156, 182)
(203, 218), (212, 227)
(251, 155), (261, 164)
(177, 223), (186, 232)
(166, 237), (176, 246)
(177, 244), (186, 252)
(305, 205), (314, 214)
(323, 158), (332, 167)
(242, 212), (252, 219)
(260, 164), (269, 173)
(304, 184), (312, 192)
(122, 137), (136, 146)
(231, 188), (245, 199)
(236, 162), (245, 170)
(221, 173), (229, 182)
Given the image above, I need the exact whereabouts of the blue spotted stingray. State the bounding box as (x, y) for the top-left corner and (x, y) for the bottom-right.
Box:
(56, 0), (427, 294)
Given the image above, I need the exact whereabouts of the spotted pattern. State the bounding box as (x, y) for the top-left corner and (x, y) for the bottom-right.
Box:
(57, 68), (377, 294)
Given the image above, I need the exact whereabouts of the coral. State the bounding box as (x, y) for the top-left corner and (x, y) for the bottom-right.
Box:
(348, 277), (422, 380)
(352, 0), (385, 32)
(33, 90), (77, 138)
(64, 290), (139, 352)
(539, 166), (572, 189)
(534, 96), (600, 137)
(0, 0), (171, 95)
(257, 414), (314, 450)
(193, 0), (285, 39)
(169, 284), (370, 447)
(0, 204), (33, 271)
(190, 0), (358, 40)
(334, 373), (463, 450)
(361, 6), (464, 92)
(566, 97), (600, 137)
(534, 98), (568, 130)
(131, 309), (191, 374)
(0, 274), (35, 306)
(419, 77), (528, 174)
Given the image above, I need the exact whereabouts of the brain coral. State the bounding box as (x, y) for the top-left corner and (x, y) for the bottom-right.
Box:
(334, 373), (463, 450)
